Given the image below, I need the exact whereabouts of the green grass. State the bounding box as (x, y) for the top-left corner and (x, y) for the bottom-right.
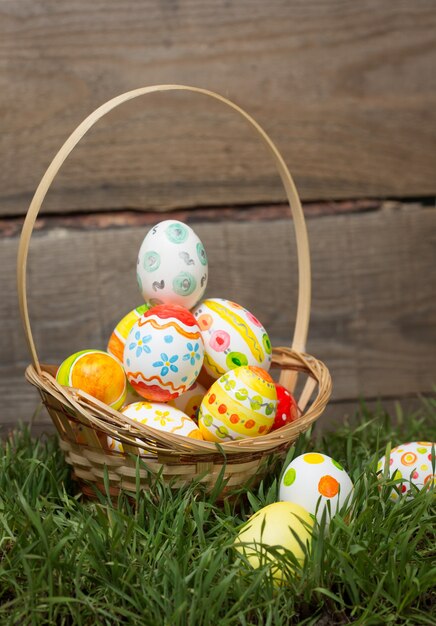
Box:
(0, 400), (435, 625)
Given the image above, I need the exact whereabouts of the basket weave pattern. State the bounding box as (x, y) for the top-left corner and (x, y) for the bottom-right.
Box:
(18, 86), (332, 498)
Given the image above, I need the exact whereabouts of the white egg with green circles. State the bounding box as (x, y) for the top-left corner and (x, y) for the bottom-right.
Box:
(279, 453), (354, 523)
(137, 220), (208, 309)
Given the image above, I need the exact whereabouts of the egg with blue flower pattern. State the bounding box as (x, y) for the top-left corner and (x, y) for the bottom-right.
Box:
(137, 220), (208, 309)
(107, 303), (150, 363)
(123, 304), (204, 402)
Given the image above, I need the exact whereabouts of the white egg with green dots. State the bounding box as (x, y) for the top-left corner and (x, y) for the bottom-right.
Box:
(137, 220), (208, 309)
(279, 452), (354, 523)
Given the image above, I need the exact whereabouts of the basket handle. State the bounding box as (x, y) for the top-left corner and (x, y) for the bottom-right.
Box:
(17, 84), (311, 386)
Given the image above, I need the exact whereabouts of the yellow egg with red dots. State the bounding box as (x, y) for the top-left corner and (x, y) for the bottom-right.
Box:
(279, 453), (354, 523)
(377, 441), (435, 501)
(56, 349), (127, 410)
(198, 365), (277, 442)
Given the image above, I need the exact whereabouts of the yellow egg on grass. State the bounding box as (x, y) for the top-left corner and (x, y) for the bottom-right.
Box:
(234, 501), (314, 582)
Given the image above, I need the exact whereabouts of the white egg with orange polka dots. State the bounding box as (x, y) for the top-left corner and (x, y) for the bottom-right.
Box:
(279, 452), (354, 523)
(377, 441), (435, 501)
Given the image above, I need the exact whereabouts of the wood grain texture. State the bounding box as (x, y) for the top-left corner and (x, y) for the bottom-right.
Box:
(2, 202), (436, 424)
(1, 1), (436, 216)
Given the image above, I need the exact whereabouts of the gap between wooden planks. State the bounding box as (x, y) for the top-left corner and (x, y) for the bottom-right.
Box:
(2, 199), (435, 425)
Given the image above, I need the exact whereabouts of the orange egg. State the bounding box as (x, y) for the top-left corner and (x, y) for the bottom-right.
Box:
(56, 349), (127, 410)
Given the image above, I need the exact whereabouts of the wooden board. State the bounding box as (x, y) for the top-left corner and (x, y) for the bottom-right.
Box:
(1, 1), (436, 216)
(2, 202), (436, 425)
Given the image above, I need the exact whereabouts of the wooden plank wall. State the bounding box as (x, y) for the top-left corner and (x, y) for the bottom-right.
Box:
(2, 200), (436, 431)
(1, 0), (436, 215)
(1, 1), (436, 431)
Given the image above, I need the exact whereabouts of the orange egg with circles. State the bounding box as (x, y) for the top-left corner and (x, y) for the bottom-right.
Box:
(279, 452), (354, 523)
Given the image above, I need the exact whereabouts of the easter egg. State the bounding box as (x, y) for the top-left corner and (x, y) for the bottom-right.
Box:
(107, 304), (150, 363)
(271, 384), (299, 431)
(168, 381), (207, 422)
(377, 441), (435, 500)
(198, 366), (277, 442)
(136, 220), (208, 309)
(123, 304), (204, 402)
(192, 298), (272, 379)
(234, 501), (314, 581)
(279, 453), (354, 522)
(56, 349), (127, 410)
(107, 401), (203, 453)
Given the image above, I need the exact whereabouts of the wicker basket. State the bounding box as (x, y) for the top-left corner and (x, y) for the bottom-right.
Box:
(17, 85), (332, 499)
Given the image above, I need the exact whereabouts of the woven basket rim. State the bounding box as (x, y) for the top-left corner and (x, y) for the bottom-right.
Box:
(26, 346), (332, 460)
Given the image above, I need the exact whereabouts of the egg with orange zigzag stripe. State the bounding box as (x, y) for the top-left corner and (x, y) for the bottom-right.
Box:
(107, 401), (203, 453)
(123, 304), (204, 402)
(107, 304), (150, 363)
(198, 365), (277, 442)
(192, 298), (272, 380)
